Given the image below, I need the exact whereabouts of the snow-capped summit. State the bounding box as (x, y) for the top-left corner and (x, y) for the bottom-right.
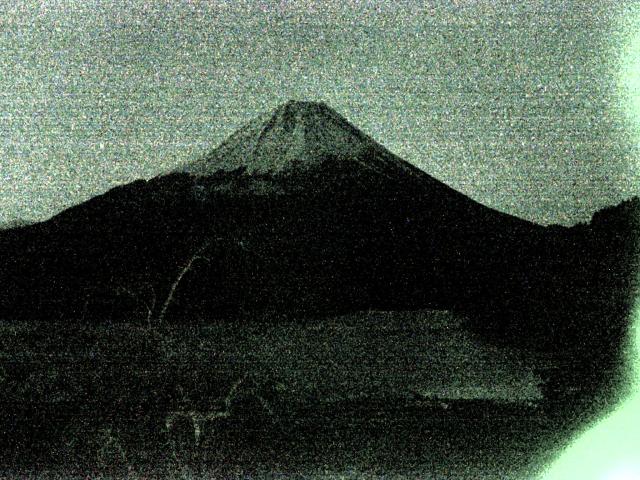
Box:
(180, 100), (419, 179)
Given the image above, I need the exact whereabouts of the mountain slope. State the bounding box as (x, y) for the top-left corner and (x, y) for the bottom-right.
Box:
(0, 101), (636, 362)
(182, 100), (422, 180)
(180, 101), (504, 214)
(177, 100), (537, 238)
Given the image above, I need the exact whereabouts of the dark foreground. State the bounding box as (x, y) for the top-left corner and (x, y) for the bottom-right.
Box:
(0, 313), (624, 479)
(3, 400), (572, 479)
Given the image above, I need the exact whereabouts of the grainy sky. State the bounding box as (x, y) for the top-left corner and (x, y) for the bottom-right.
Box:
(1, 0), (639, 226)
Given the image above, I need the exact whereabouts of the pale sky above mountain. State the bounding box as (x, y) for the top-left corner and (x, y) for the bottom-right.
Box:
(1, 0), (639, 225)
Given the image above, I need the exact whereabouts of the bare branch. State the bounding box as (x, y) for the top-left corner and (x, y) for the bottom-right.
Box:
(157, 241), (212, 324)
(223, 373), (248, 411)
(165, 375), (245, 447)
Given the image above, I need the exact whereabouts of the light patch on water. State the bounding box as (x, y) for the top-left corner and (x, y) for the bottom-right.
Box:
(539, 394), (640, 480)
(539, 286), (640, 479)
(604, 464), (640, 480)
(540, 3), (640, 477)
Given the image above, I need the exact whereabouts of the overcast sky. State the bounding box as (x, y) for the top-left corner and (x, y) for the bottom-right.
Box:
(1, 0), (639, 225)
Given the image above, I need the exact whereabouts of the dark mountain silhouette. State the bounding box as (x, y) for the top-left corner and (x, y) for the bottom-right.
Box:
(0, 101), (637, 374)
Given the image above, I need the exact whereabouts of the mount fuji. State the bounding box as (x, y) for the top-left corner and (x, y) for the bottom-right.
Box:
(182, 100), (424, 180)
(1, 99), (638, 476)
(0, 101), (636, 357)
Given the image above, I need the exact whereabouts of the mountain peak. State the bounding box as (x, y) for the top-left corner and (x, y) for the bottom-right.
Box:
(278, 99), (331, 114)
(179, 100), (405, 178)
(273, 100), (349, 124)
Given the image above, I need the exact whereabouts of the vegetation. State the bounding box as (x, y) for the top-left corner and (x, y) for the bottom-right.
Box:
(0, 319), (282, 469)
(0, 309), (592, 479)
